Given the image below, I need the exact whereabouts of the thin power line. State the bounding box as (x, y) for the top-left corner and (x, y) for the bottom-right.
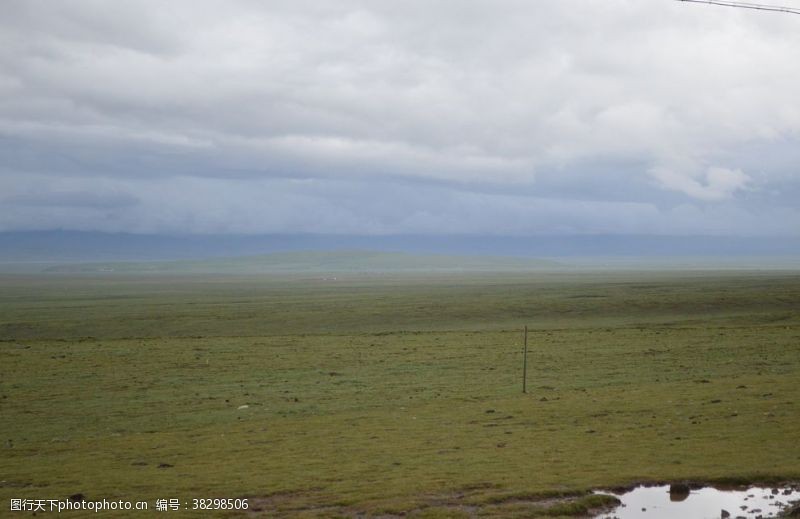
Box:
(676, 0), (800, 15)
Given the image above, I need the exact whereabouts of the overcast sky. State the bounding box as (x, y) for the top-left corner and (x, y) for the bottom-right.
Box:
(1, 0), (799, 236)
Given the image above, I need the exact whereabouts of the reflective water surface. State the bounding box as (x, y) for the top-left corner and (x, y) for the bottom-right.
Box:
(595, 484), (800, 519)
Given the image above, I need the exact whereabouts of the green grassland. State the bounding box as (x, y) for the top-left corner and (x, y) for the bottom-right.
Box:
(39, 250), (560, 274)
(2, 271), (800, 517)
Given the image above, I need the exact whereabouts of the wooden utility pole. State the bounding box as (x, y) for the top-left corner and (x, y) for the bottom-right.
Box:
(522, 325), (528, 394)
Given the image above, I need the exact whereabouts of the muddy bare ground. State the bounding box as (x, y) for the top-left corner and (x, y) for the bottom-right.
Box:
(243, 484), (621, 518)
(243, 480), (800, 518)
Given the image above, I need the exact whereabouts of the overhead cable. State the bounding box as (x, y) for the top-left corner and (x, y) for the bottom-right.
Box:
(676, 0), (800, 15)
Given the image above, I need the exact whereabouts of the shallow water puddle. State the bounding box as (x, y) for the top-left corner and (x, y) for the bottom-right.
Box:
(595, 484), (800, 518)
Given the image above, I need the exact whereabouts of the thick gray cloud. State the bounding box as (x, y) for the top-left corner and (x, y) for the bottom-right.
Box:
(1, 0), (799, 235)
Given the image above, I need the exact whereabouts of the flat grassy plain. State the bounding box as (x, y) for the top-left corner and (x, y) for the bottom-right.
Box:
(2, 271), (800, 517)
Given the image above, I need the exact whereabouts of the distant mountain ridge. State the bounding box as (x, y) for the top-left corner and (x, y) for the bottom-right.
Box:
(2, 231), (800, 263)
(41, 250), (560, 274)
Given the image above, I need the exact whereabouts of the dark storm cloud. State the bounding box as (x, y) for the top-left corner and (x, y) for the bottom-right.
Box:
(4, 188), (138, 209)
(1, 0), (799, 234)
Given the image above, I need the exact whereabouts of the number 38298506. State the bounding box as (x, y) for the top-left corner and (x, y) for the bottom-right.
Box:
(191, 498), (249, 510)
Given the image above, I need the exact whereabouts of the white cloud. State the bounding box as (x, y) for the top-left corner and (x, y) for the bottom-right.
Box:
(649, 166), (751, 201)
(1, 0), (799, 235)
